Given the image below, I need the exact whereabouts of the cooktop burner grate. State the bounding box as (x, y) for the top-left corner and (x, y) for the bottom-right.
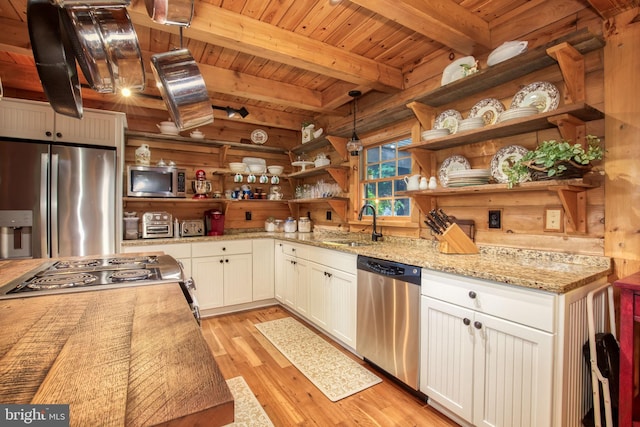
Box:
(110, 269), (153, 282)
(108, 256), (158, 265)
(26, 273), (98, 290)
(53, 259), (102, 269)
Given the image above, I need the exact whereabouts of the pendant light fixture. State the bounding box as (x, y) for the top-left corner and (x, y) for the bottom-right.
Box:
(346, 90), (363, 156)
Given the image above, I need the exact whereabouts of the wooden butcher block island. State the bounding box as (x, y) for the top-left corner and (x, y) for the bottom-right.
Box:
(0, 282), (234, 427)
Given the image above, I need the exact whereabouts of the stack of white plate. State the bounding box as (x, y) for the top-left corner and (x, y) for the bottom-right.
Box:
(421, 128), (450, 141)
(457, 117), (485, 132)
(446, 168), (491, 187)
(497, 106), (539, 123)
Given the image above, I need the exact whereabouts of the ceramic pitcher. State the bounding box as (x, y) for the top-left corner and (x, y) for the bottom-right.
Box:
(404, 174), (421, 190)
(135, 144), (151, 165)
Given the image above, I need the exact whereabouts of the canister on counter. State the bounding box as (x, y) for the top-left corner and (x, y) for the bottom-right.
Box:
(298, 216), (311, 232)
(284, 217), (297, 232)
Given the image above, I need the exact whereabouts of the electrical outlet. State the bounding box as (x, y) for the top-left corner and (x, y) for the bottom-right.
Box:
(326, 211), (332, 221)
(488, 209), (502, 229)
(245, 211), (252, 221)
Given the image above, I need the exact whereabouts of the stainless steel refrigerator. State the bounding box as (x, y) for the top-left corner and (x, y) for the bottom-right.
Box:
(0, 139), (117, 259)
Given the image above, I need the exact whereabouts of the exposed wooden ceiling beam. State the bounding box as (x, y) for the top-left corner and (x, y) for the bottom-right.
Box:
(586, 0), (639, 18)
(348, 0), (492, 55)
(127, 0), (404, 93)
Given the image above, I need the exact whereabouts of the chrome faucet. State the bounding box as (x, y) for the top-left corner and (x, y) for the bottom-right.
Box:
(358, 203), (383, 242)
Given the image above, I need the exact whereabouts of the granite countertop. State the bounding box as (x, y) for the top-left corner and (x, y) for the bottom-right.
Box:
(122, 231), (612, 294)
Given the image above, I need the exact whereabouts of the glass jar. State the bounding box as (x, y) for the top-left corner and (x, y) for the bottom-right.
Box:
(274, 219), (284, 232)
(298, 216), (311, 233)
(284, 217), (297, 233)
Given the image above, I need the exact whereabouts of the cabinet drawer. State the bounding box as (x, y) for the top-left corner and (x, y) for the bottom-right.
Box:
(307, 246), (356, 274)
(280, 242), (308, 259)
(422, 269), (556, 332)
(122, 242), (191, 259)
(192, 240), (252, 257)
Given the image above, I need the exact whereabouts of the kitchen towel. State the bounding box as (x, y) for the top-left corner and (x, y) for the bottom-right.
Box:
(255, 317), (382, 402)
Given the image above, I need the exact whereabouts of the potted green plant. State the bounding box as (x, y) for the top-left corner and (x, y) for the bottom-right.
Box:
(505, 135), (603, 188)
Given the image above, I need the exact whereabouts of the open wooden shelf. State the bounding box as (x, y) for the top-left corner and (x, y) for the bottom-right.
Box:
(401, 177), (601, 234)
(125, 131), (288, 154)
(287, 165), (350, 192)
(289, 135), (349, 161)
(288, 197), (349, 221)
(403, 102), (603, 153)
(414, 29), (604, 108)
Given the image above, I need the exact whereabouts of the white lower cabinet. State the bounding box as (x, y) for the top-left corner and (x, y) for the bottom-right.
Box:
(306, 249), (357, 349)
(420, 270), (554, 427)
(191, 240), (253, 310)
(252, 239), (274, 301)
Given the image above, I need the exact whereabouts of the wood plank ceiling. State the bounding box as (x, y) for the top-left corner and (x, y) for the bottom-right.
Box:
(0, 0), (636, 135)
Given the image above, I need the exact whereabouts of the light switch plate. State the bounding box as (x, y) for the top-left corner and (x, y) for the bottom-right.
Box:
(544, 207), (563, 232)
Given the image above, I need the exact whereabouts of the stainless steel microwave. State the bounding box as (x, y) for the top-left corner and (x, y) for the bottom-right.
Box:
(127, 165), (186, 198)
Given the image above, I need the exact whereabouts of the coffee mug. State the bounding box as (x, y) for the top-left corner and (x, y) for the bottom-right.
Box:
(234, 173), (243, 183)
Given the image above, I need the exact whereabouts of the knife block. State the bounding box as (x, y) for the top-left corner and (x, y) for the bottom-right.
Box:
(435, 223), (479, 254)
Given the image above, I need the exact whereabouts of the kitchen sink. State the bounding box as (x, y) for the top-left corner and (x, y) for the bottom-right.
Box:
(321, 239), (372, 247)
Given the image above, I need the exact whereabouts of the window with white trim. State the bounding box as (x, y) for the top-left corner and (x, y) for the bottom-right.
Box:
(361, 136), (412, 218)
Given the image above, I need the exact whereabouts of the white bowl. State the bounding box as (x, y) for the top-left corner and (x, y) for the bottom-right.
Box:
(248, 164), (265, 173)
(314, 158), (330, 167)
(229, 162), (246, 173)
(267, 165), (284, 175)
(190, 130), (205, 139)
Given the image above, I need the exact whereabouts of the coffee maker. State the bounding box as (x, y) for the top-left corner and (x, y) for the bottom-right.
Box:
(205, 209), (225, 236)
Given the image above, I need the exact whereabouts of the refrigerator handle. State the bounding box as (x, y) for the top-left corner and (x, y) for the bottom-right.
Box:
(40, 153), (50, 258)
(51, 153), (59, 258)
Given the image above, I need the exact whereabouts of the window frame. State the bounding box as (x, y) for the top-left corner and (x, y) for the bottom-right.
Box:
(357, 132), (418, 227)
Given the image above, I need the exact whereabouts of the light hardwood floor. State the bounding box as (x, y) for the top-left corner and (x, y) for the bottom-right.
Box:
(201, 305), (459, 426)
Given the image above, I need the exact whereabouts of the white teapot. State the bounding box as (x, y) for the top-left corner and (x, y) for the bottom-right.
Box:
(404, 174), (421, 191)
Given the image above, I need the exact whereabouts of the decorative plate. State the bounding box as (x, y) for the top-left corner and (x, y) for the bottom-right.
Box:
(438, 155), (471, 187)
(441, 56), (477, 86)
(487, 41), (528, 66)
(490, 145), (530, 183)
(250, 129), (268, 144)
(434, 109), (463, 134)
(510, 81), (559, 113)
(468, 98), (506, 125)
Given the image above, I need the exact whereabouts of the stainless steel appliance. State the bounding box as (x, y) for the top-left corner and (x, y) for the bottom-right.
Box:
(127, 165), (186, 198)
(142, 211), (173, 238)
(356, 255), (421, 390)
(0, 139), (117, 259)
(0, 253), (200, 323)
(180, 219), (204, 237)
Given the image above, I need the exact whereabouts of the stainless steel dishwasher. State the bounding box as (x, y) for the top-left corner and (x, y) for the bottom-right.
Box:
(356, 255), (421, 390)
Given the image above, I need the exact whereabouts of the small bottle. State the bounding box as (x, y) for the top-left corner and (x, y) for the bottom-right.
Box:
(173, 218), (180, 238)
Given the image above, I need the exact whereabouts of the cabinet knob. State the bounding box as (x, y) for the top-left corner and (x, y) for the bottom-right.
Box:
(327, 272), (332, 278)
(222, 247), (226, 251)
(468, 291), (477, 299)
(463, 318), (471, 326)
(292, 248), (296, 252)
(219, 259), (224, 264)
(45, 131), (52, 137)
(473, 321), (482, 330)
(56, 132), (62, 138)
(225, 259), (229, 263)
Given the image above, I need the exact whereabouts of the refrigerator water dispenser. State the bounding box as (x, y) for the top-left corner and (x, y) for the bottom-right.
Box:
(0, 210), (33, 259)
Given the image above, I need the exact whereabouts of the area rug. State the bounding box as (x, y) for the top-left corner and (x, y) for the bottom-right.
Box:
(255, 317), (382, 402)
(224, 376), (274, 427)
